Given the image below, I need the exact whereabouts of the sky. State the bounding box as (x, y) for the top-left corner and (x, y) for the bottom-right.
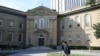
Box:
(0, 0), (50, 11)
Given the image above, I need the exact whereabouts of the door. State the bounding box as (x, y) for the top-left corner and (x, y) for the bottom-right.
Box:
(38, 32), (45, 46)
(39, 38), (44, 46)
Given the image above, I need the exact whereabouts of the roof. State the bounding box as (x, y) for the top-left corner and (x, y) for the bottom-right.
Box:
(27, 6), (58, 15)
(59, 4), (100, 16)
(0, 6), (26, 17)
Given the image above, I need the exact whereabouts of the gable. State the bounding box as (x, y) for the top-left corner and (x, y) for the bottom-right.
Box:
(26, 6), (58, 16)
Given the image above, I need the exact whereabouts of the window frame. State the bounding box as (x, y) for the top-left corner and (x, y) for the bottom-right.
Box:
(76, 34), (81, 43)
(86, 34), (91, 42)
(19, 33), (23, 42)
(85, 14), (91, 27)
(39, 18), (44, 29)
(9, 21), (14, 28)
(8, 32), (13, 42)
(60, 20), (65, 30)
(61, 35), (64, 42)
(68, 35), (72, 42)
(76, 16), (81, 27)
(68, 18), (73, 28)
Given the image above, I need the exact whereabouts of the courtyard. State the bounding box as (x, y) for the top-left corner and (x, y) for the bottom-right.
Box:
(0, 46), (100, 56)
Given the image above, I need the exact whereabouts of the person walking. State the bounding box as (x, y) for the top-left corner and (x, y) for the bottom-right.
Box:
(62, 41), (70, 56)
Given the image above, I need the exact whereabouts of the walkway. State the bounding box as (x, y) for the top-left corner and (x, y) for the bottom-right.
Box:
(1, 47), (100, 56)
(8, 46), (53, 56)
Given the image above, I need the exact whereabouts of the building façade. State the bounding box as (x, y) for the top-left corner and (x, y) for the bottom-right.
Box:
(0, 5), (100, 49)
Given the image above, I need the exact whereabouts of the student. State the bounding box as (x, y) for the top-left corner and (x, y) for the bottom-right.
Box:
(62, 41), (70, 56)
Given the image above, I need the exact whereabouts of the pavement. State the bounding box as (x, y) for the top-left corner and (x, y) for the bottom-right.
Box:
(0, 47), (100, 56)
(8, 46), (53, 56)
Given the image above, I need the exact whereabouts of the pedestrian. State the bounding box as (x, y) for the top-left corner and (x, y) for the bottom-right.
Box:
(62, 41), (70, 56)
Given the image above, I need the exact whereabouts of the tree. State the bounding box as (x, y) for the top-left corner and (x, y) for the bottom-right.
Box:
(93, 23), (100, 39)
(86, 0), (96, 5)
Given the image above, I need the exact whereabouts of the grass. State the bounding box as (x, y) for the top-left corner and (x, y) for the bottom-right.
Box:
(47, 52), (89, 56)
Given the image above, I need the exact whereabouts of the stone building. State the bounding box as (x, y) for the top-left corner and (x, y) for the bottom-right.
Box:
(0, 5), (100, 49)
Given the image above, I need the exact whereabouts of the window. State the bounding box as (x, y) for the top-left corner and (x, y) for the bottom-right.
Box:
(0, 20), (3, 27)
(85, 14), (91, 27)
(76, 35), (81, 42)
(86, 34), (91, 42)
(39, 18), (44, 29)
(19, 33), (23, 42)
(19, 23), (23, 29)
(9, 21), (14, 28)
(8, 33), (13, 41)
(68, 35), (72, 42)
(76, 16), (80, 27)
(60, 20), (65, 30)
(0, 32), (2, 41)
(34, 20), (38, 28)
(68, 18), (73, 28)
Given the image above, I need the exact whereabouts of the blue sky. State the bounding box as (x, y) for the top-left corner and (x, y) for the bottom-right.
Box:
(0, 0), (50, 11)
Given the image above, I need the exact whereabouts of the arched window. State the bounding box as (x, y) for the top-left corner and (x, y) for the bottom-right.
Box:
(39, 18), (44, 29)
(76, 16), (81, 27)
(85, 14), (91, 27)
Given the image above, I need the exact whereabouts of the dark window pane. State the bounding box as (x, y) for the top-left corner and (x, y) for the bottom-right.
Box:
(62, 26), (64, 29)
(0, 22), (2, 26)
(77, 24), (80, 27)
(40, 34), (44, 37)
(69, 25), (72, 28)
(19, 34), (22, 41)
(8, 33), (13, 41)
(69, 40), (72, 42)
(19, 23), (23, 28)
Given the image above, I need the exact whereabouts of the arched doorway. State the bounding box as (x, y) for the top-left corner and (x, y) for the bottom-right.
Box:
(38, 32), (45, 46)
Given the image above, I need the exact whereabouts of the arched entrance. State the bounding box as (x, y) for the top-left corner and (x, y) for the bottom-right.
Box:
(38, 32), (45, 46)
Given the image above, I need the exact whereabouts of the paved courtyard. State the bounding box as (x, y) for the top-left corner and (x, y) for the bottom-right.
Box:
(1, 47), (100, 56)
(8, 46), (52, 56)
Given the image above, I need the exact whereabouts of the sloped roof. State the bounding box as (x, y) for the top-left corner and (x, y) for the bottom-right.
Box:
(27, 6), (58, 15)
